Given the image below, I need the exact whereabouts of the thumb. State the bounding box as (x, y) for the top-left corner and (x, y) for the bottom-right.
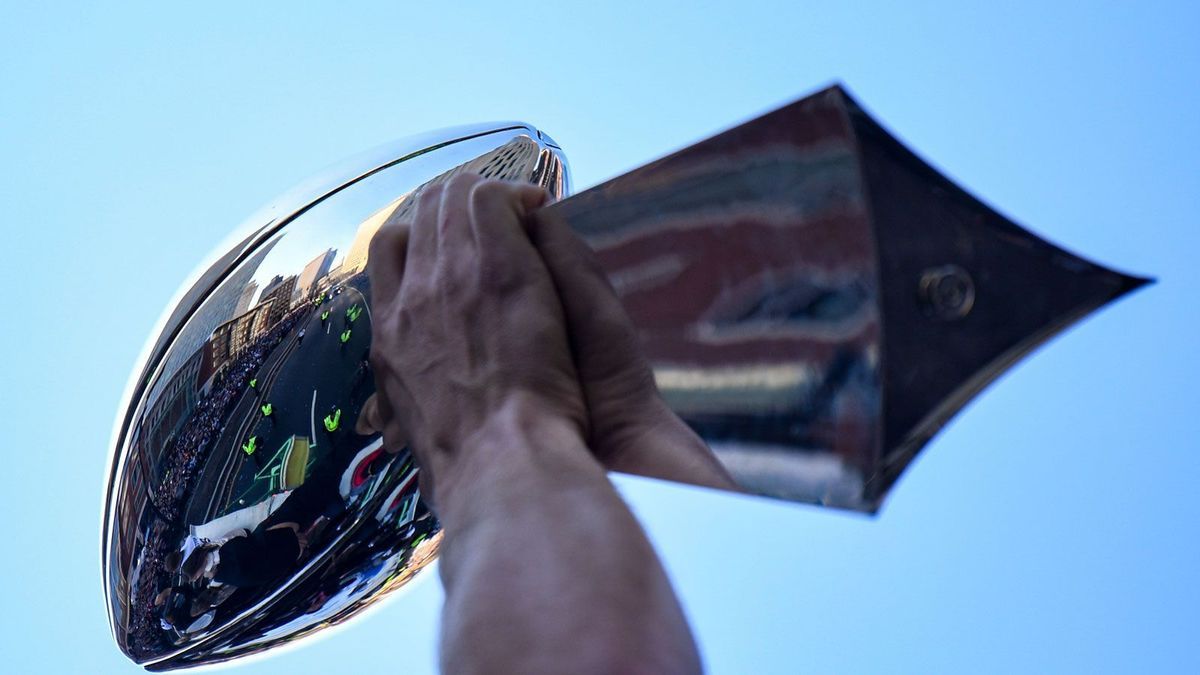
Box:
(527, 209), (657, 392)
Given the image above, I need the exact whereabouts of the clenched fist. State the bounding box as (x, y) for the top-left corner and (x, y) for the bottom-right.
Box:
(365, 174), (706, 674)
(367, 174), (586, 508)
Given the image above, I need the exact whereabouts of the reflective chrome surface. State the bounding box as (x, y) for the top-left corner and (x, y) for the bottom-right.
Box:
(105, 85), (1146, 670)
(103, 124), (569, 669)
(538, 85), (1145, 511)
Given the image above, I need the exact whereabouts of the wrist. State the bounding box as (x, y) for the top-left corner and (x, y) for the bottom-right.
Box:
(427, 391), (596, 525)
(466, 390), (585, 455)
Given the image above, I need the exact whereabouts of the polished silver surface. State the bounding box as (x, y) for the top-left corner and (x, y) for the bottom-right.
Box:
(103, 124), (569, 669)
(105, 85), (1145, 670)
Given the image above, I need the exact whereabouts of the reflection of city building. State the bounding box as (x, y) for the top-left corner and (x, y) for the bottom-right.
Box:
(145, 239), (278, 414)
(297, 249), (336, 300)
(138, 347), (206, 484)
(203, 301), (273, 377)
(324, 261), (343, 286)
(472, 136), (542, 184)
(258, 275), (297, 328)
(259, 274), (285, 303)
(341, 196), (404, 277)
(342, 136), (541, 275)
(234, 280), (258, 317)
(129, 236), (288, 531)
(137, 250), (295, 476)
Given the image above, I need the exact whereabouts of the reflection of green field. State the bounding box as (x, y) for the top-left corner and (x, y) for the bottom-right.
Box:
(227, 435), (313, 515)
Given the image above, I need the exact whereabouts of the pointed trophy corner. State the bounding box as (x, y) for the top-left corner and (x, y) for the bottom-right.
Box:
(843, 99), (1154, 508)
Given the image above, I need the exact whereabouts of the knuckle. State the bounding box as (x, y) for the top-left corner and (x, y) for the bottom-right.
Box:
(395, 293), (432, 326)
(416, 184), (443, 211)
(470, 178), (508, 205)
(447, 172), (482, 191)
(368, 337), (400, 373)
(367, 344), (389, 372)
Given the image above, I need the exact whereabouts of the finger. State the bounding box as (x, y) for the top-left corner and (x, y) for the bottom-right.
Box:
(528, 211), (737, 489)
(437, 173), (485, 256)
(356, 393), (384, 436)
(467, 180), (550, 253)
(366, 220), (409, 304)
(528, 210), (649, 382)
(513, 181), (550, 216)
(404, 183), (445, 281)
(369, 377), (410, 454)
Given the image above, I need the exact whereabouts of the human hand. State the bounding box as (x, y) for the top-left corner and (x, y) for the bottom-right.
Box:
(529, 211), (737, 491)
(366, 174), (588, 507)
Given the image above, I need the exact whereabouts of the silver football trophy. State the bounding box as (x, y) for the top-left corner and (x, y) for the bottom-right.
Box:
(102, 85), (1146, 669)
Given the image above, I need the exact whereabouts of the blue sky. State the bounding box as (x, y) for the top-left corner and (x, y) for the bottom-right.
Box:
(1, 2), (1196, 673)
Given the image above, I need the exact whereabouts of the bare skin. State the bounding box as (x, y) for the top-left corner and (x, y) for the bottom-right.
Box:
(528, 209), (737, 492)
(362, 188), (736, 491)
(367, 174), (705, 675)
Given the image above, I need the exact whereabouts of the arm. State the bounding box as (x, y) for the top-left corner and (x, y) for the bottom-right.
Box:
(437, 395), (700, 675)
(367, 174), (702, 675)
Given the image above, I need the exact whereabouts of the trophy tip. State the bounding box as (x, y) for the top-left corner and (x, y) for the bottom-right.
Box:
(1095, 263), (1153, 306)
(1120, 271), (1155, 293)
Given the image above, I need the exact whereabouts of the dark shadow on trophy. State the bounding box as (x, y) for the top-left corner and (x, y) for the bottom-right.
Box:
(100, 85), (1147, 669)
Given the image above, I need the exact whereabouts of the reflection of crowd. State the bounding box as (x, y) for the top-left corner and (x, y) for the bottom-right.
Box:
(149, 308), (307, 523)
(228, 507), (441, 648)
(128, 271), (402, 660)
(128, 519), (174, 655)
(129, 305), (307, 658)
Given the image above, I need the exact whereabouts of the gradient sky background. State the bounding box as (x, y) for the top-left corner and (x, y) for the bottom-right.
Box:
(1, 2), (1197, 673)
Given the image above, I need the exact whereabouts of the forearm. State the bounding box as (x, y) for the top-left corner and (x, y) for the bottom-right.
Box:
(433, 394), (702, 675)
